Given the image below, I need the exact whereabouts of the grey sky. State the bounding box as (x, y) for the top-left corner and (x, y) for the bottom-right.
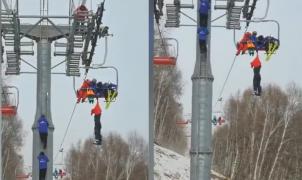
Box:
(164, 0), (302, 115)
(6, 0), (149, 167)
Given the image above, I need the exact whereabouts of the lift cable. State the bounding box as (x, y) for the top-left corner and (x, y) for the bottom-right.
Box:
(54, 102), (78, 162)
(156, 22), (168, 56)
(214, 55), (237, 108)
(214, 27), (249, 109)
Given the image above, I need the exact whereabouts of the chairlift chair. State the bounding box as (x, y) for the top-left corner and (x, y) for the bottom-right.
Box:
(75, 66), (118, 109)
(1, 86), (19, 117)
(15, 174), (30, 179)
(234, 19), (280, 59)
(176, 119), (189, 125)
(153, 38), (179, 65)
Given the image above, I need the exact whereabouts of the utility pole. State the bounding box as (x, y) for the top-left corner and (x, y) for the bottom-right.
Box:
(190, 0), (213, 180)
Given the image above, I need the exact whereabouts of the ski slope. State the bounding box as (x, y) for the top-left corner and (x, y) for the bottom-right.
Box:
(154, 144), (229, 180)
(154, 144), (190, 180)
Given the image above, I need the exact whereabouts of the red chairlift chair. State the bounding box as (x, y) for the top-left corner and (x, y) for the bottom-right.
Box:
(1, 86), (19, 117)
(16, 173), (30, 179)
(153, 38), (179, 65)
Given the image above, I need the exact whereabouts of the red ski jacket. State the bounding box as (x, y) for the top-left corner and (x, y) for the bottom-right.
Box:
(250, 55), (261, 68)
(91, 102), (102, 116)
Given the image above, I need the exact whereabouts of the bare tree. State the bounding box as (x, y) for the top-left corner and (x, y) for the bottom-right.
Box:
(153, 27), (187, 154)
(1, 80), (24, 180)
(65, 132), (148, 180)
(212, 83), (302, 180)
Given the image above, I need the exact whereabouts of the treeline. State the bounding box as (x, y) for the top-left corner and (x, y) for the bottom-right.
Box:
(1, 80), (24, 180)
(212, 84), (302, 180)
(64, 132), (148, 180)
(153, 30), (187, 154)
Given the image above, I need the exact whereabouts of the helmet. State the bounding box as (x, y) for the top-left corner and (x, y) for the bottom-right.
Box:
(92, 78), (97, 83)
(252, 31), (257, 35)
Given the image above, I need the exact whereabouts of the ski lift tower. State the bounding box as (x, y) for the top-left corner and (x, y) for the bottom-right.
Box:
(0, 0), (109, 179)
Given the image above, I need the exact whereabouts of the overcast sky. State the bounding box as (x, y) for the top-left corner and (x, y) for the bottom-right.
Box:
(2, 0), (149, 167)
(163, 0), (302, 116)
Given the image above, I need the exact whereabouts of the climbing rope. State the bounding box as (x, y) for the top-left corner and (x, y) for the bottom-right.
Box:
(214, 55), (237, 109)
(54, 102), (78, 162)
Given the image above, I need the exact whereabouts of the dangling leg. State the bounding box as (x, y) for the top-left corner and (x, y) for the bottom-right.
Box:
(254, 67), (261, 96)
(94, 115), (102, 144)
(257, 73), (262, 96)
(253, 73), (258, 95)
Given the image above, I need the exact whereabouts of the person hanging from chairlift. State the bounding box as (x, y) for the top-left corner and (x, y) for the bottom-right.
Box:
(38, 152), (49, 180)
(198, 26), (209, 53)
(250, 54), (262, 96)
(38, 115), (49, 149)
(91, 100), (102, 145)
(199, 0), (210, 27)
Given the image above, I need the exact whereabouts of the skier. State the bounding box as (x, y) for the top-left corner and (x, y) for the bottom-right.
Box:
(256, 35), (266, 51)
(199, 0), (210, 27)
(38, 115), (49, 149)
(91, 100), (102, 145)
(250, 54), (262, 96)
(38, 152), (49, 180)
(264, 36), (280, 61)
(53, 168), (58, 179)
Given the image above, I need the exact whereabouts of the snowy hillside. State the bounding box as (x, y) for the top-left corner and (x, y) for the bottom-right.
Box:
(154, 144), (190, 180)
(154, 144), (229, 180)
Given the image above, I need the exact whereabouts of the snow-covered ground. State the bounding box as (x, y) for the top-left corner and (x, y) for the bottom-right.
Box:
(154, 144), (190, 180)
(154, 144), (229, 180)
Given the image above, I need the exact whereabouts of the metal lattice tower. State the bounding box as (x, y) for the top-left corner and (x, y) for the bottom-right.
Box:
(0, 0), (109, 179)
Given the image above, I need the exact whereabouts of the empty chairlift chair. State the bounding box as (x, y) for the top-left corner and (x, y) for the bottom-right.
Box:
(1, 86), (19, 117)
(153, 38), (179, 65)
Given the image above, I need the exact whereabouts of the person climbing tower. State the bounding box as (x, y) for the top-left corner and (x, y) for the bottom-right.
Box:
(38, 152), (49, 180)
(250, 54), (262, 96)
(91, 100), (102, 145)
(199, 0), (210, 27)
(38, 115), (49, 149)
(198, 26), (209, 53)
